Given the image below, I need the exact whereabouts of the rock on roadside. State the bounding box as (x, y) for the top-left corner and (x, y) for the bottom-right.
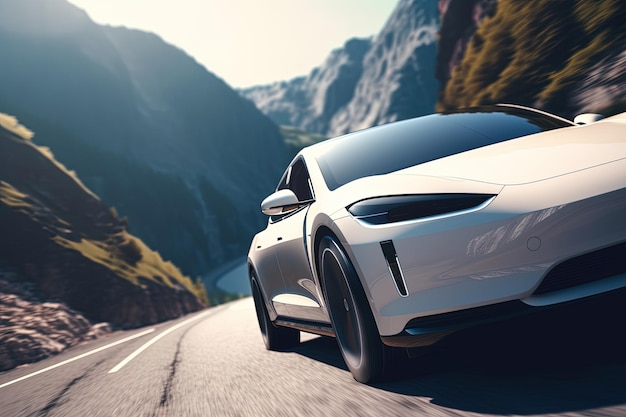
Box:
(0, 290), (111, 372)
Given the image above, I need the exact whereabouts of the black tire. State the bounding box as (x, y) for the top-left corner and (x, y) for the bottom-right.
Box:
(318, 236), (391, 383)
(250, 273), (300, 350)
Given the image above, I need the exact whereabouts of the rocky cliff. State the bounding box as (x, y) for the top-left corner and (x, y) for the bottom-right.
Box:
(568, 48), (626, 115)
(241, 38), (371, 135)
(241, 0), (440, 137)
(0, 275), (111, 372)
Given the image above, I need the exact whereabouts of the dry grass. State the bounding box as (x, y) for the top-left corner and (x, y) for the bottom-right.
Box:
(0, 114), (34, 140)
(0, 181), (30, 208)
(0, 113), (209, 306)
(53, 233), (209, 305)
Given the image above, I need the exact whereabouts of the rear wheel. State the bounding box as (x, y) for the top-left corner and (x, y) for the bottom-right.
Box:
(250, 273), (300, 350)
(318, 236), (392, 383)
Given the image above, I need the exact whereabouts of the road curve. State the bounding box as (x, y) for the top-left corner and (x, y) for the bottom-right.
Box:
(1, 292), (626, 417)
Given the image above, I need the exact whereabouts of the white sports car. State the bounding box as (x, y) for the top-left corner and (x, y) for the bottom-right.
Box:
(248, 104), (626, 383)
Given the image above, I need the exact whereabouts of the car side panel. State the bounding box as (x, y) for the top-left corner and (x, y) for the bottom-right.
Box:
(250, 228), (289, 318)
(273, 207), (330, 323)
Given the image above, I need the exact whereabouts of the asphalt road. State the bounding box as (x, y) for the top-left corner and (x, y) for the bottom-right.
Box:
(1, 293), (626, 417)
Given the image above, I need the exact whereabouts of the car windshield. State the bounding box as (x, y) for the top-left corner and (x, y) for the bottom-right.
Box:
(315, 107), (573, 191)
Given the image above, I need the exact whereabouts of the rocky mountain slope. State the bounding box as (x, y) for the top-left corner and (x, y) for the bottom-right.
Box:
(245, 0), (624, 139)
(436, 0), (626, 118)
(0, 114), (207, 370)
(241, 0), (440, 137)
(241, 38), (371, 135)
(0, 0), (290, 281)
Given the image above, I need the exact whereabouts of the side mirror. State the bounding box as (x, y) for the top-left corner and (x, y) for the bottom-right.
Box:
(261, 189), (300, 215)
(573, 113), (605, 125)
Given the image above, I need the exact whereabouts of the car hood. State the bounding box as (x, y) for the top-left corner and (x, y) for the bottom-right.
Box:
(395, 115), (626, 186)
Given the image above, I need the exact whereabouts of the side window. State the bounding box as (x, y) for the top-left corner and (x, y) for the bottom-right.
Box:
(277, 158), (313, 202)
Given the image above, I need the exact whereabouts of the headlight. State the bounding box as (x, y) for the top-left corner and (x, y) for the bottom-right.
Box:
(347, 194), (495, 225)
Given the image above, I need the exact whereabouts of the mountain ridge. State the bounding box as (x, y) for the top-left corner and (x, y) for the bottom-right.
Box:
(240, 37), (372, 135)
(241, 0), (440, 137)
(0, 0), (290, 280)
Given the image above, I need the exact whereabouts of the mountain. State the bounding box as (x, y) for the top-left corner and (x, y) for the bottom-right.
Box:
(0, 0), (290, 282)
(0, 114), (206, 370)
(241, 0), (440, 137)
(240, 38), (371, 135)
(436, 0), (626, 118)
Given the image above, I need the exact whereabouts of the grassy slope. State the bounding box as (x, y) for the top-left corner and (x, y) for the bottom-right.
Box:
(0, 114), (208, 306)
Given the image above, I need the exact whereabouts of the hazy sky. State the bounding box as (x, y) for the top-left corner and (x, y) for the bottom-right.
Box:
(67, 0), (399, 88)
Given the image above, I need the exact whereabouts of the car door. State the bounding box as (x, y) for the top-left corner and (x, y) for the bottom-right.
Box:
(252, 226), (288, 318)
(272, 158), (329, 323)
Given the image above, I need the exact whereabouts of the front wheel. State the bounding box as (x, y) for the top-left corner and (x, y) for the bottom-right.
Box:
(318, 236), (391, 383)
(250, 273), (300, 350)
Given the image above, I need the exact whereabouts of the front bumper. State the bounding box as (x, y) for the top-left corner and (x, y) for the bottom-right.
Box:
(381, 284), (626, 348)
(381, 299), (536, 347)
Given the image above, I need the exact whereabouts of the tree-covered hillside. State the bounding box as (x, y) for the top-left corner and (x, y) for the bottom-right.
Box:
(438, 0), (626, 117)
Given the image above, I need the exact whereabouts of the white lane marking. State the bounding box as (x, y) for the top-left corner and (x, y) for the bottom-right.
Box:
(108, 308), (215, 374)
(0, 328), (155, 389)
